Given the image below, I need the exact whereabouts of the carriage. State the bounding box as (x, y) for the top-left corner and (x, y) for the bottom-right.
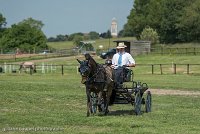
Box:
(90, 64), (152, 115)
(109, 64), (151, 115)
(77, 53), (152, 116)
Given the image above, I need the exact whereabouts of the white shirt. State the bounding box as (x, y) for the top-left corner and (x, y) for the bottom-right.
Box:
(112, 52), (135, 68)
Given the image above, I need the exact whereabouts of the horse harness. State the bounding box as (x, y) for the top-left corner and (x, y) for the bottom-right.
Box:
(87, 64), (107, 84)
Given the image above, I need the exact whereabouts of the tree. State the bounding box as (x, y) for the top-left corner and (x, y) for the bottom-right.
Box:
(47, 34), (68, 42)
(18, 17), (44, 30)
(73, 35), (84, 47)
(88, 31), (99, 40)
(159, 0), (191, 43)
(0, 13), (6, 28)
(176, 0), (200, 42)
(123, 0), (151, 38)
(0, 18), (47, 53)
(0, 13), (7, 38)
(56, 34), (67, 41)
(105, 30), (112, 38)
(123, 0), (199, 43)
(68, 33), (84, 41)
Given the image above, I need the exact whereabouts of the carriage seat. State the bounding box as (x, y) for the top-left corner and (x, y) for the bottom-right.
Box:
(113, 66), (132, 87)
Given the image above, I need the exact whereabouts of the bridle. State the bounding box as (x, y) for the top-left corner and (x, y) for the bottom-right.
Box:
(78, 60), (91, 77)
(78, 59), (106, 84)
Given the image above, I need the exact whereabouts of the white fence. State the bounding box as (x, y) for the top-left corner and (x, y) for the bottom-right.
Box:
(0, 63), (57, 74)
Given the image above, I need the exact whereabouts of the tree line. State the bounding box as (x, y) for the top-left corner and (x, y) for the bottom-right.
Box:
(0, 13), (112, 53)
(47, 30), (112, 42)
(122, 0), (200, 44)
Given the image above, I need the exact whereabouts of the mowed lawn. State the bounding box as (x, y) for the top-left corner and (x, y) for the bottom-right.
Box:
(1, 54), (200, 133)
(1, 73), (200, 134)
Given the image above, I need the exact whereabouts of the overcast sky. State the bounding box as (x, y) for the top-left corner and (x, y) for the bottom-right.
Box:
(0, 0), (133, 37)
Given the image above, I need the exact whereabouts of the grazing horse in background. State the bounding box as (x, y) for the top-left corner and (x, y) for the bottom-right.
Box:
(77, 53), (114, 116)
(19, 62), (36, 74)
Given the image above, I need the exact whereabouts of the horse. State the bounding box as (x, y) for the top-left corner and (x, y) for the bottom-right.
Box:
(19, 62), (36, 74)
(77, 53), (114, 116)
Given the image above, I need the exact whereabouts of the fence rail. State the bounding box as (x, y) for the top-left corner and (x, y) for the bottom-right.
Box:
(137, 63), (200, 75)
(1, 63), (200, 75)
(0, 52), (77, 61)
(151, 47), (200, 55)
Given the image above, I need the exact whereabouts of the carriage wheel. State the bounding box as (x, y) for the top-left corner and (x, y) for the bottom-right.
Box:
(145, 91), (152, 113)
(134, 89), (142, 115)
(90, 92), (97, 114)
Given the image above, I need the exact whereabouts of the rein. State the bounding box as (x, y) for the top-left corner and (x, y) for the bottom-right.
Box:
(87, 64), (106, 83)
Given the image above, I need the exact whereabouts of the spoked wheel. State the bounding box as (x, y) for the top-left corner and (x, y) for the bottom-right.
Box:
(90, 92), (97, 114)
(145, 91), (152, 113)
(134, 89), (142, 115)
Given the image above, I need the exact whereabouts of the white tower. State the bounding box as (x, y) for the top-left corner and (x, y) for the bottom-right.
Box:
(111, 18), (118, 37)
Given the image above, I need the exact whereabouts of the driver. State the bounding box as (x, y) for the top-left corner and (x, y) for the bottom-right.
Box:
(111, 42), (135, 68)
(111, 42), (136, 86)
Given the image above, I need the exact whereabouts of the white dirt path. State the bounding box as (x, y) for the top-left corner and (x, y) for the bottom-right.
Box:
(147, 89), (200, 96)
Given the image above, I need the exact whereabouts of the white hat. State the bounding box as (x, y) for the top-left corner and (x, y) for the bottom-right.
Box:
(116, 42), (127, 49)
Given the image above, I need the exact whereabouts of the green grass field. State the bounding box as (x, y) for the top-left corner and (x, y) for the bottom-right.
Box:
(1, 53), (200, 133)
(0, 75), (200, 134)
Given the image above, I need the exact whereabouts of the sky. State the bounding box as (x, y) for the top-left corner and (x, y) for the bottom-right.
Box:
(0, 0), (133, 38)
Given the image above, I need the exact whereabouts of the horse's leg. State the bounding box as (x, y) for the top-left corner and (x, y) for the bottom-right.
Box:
(104, 84), (113, 115)
(101, 91), (108, 115)
(29, 65), (33, 75)
(34, 65), (36, 73)
(86, 86), (91, 117)
(19, 65), (22, 74)
(97, 91), (103, 112)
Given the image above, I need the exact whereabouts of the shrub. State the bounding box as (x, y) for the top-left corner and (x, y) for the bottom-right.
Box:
(140, 27), (159, 45)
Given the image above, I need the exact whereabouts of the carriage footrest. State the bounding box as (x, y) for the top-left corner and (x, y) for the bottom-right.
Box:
(113, 100), (129, 104)
(114, 94), (131, 104)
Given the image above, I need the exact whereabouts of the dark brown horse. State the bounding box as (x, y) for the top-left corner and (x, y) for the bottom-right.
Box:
(77, 53), (114, 116)
(19, 62), (36, 74)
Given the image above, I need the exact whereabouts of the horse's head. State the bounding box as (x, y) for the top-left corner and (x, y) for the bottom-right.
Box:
(77, 59), (91, 84)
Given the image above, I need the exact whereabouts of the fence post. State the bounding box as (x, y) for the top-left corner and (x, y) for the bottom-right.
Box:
(161, 47), (164, 55)
(151, 64), (154, 74)
(4, 62), (7, 73)
(174, 64), (176, 74)
(187, 64), (189, 74)
(160, 64), (163, 75)
(61, 65), (64, 75)
(194, 48), (196, 55)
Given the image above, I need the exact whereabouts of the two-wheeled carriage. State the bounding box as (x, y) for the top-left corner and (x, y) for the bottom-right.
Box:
(77, 54), (152, 116)
(88, 64), (152, 115)
(111, 65), (152, 115)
